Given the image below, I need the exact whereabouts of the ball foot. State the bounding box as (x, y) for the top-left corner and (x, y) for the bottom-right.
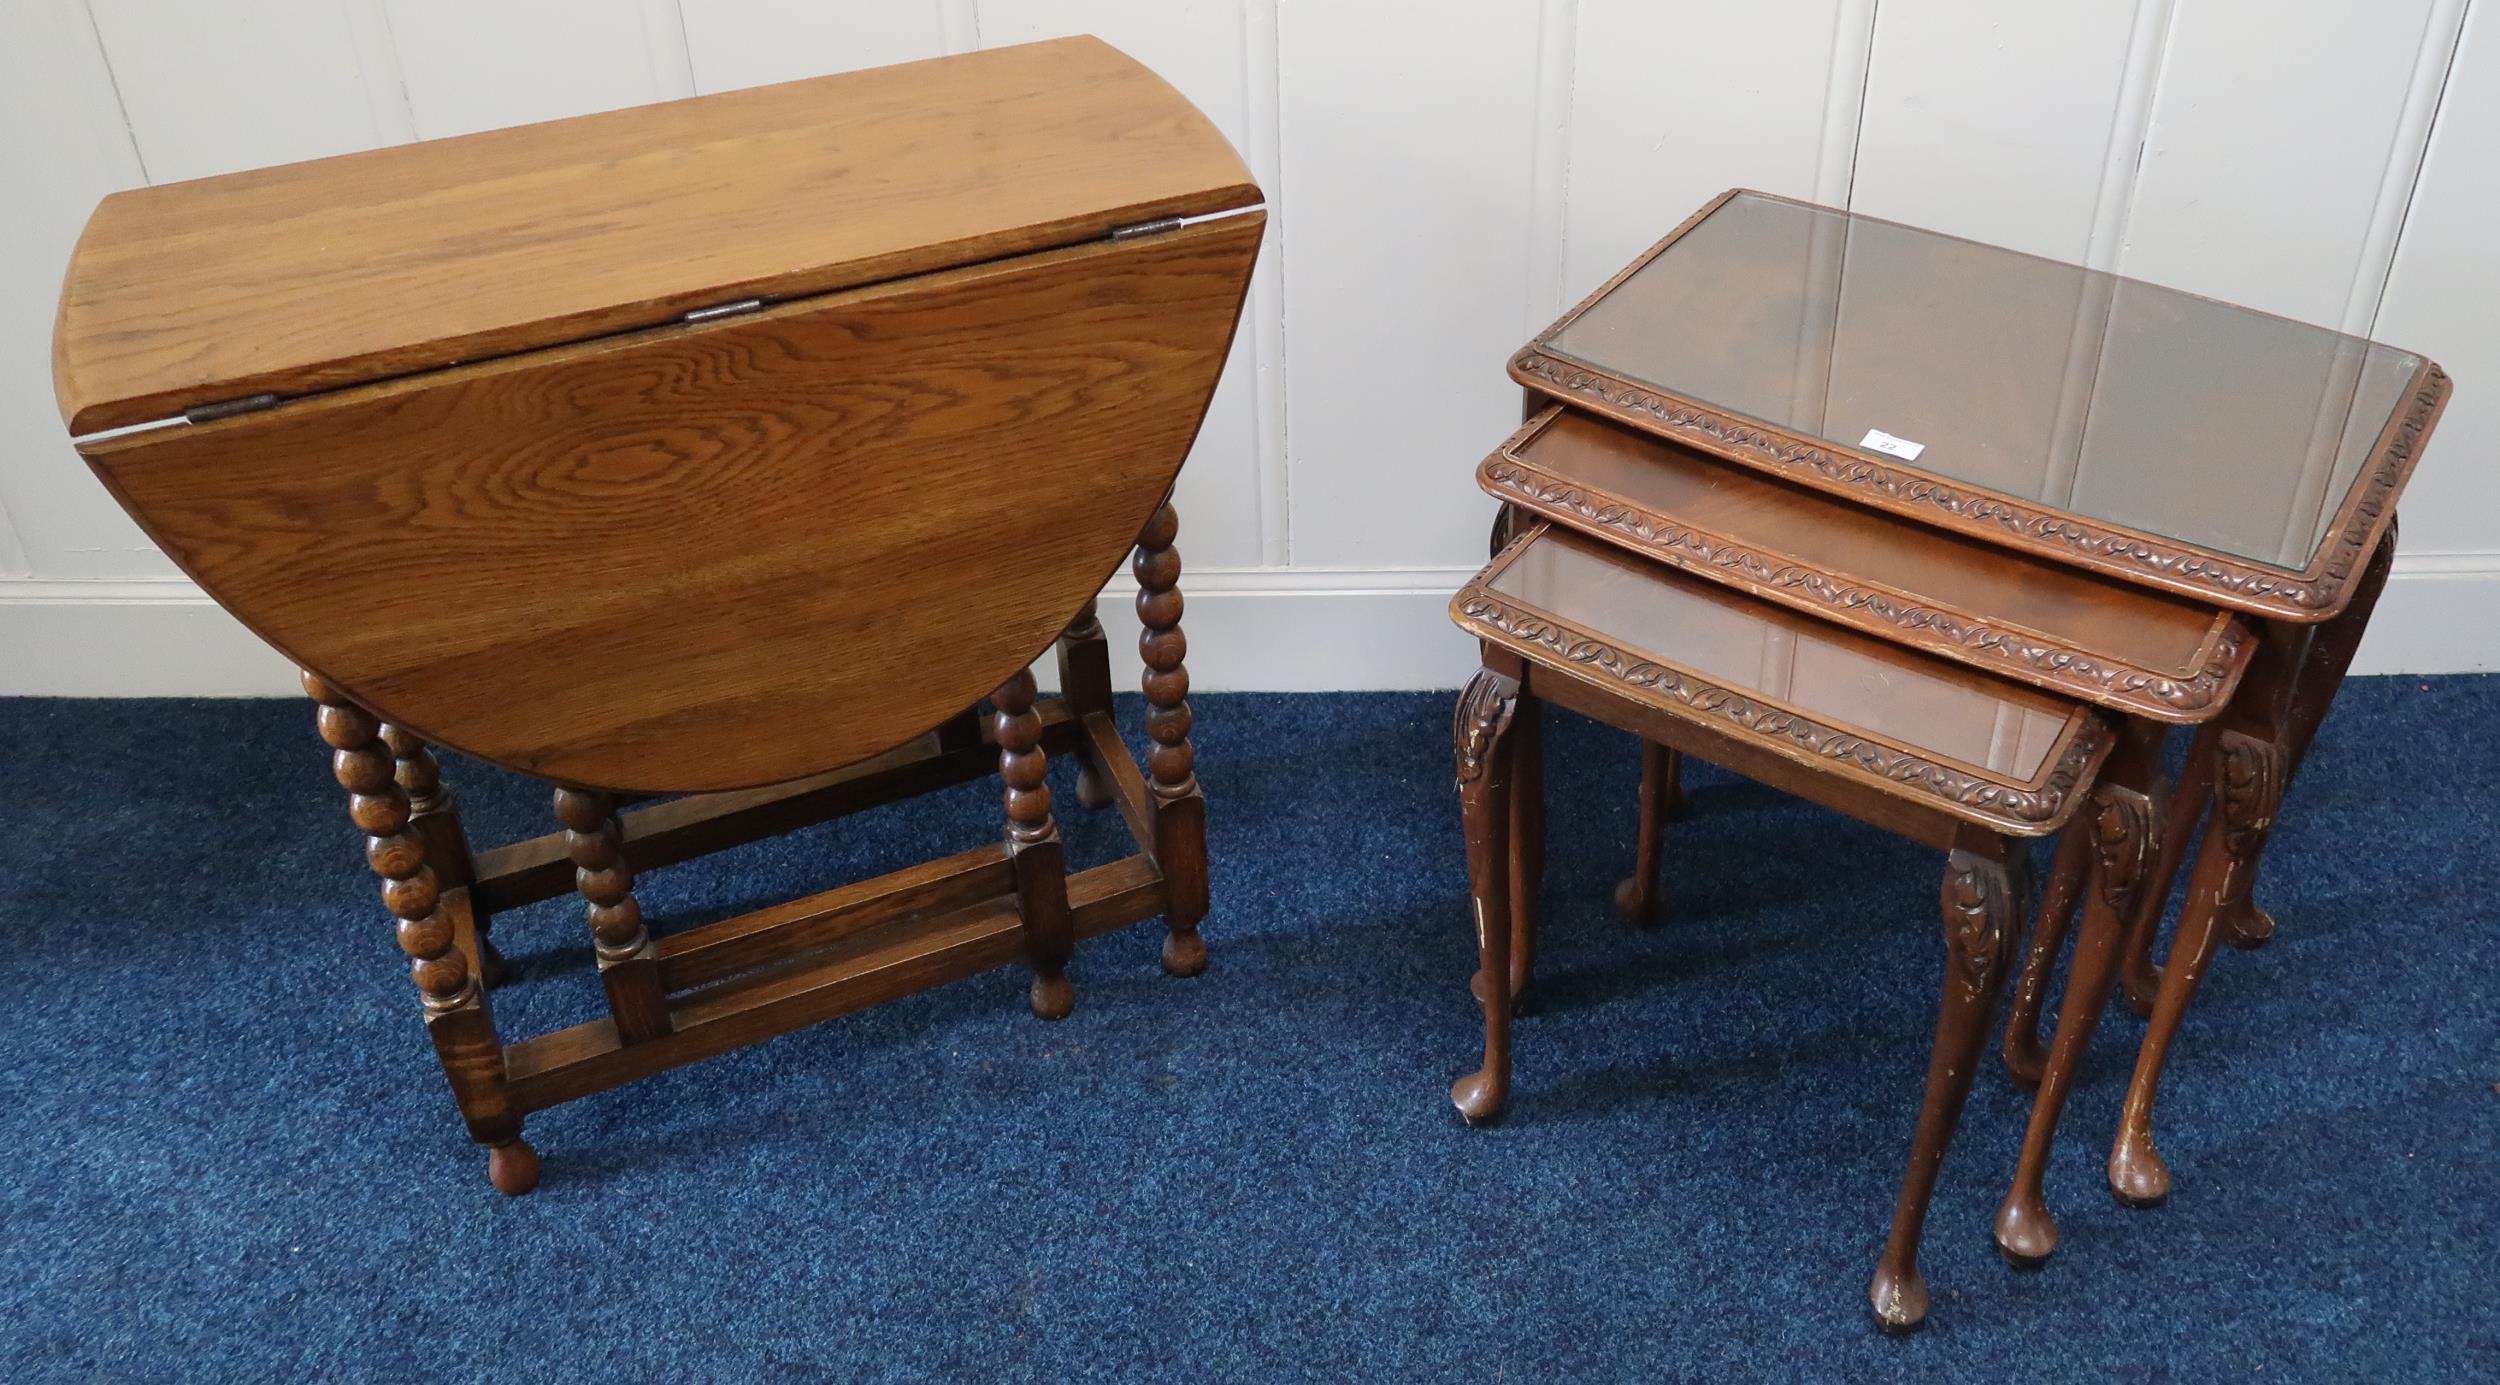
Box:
(1029, 973), (1075, 1021)
(2109, 1128), (2172, 1208)
(1867, 1264), (1929, 1335)
(1611, 876), (1663, 927)
(1073, 762), (1114, 811)
(486, 1138), (539, 1197)
(1993, 1193), (2058, 1268)
(1450, 1070), (1506, 1126)
(2225, 903), (2276, 951)
(1161, 929), (1206, 978)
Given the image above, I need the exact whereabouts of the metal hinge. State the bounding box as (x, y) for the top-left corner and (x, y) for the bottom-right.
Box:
(183, 393), (281, 424)
(681, 298), (765, 324)
(1110, 216), (1185, 242)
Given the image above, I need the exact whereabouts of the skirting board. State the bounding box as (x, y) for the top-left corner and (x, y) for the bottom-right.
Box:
(2, 557), (2493, 697)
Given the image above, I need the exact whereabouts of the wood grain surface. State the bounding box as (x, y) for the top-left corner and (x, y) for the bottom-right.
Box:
(1482, 407), (2253, 722)
(1455, 524), (2111, 837)
(54, 36), (1260, 433)
(86, 213), (1264, 792)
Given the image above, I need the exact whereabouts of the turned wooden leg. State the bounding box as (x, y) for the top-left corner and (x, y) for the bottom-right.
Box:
(1136, 501), (1210, 978)
(1057, 598), (1117, 810)
(381, 725), (504, 988)
(1870, 829), (2022, 1334)
(553, 786), (670, 1045)
(307, 673), (532, 1194)
(2001, 822), (2089, 1086)
(995, 669), (1077, 1020)
(1449, 668), (1521, 1126)
(1614, 741), (1682, 926)
(1507, 691), (1544, 1004)
(1995, 722), (2164, 1263)
(2109, 726), (2288, 1207)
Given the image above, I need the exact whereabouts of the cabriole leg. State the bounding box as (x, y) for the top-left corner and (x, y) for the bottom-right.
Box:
(1614, 740), (1682, 926)
(2225, 527), (2397, 953)
(1136, 501), (1210, 978)
(2001, 822), (2089, 1086)
(1870, 830), (2022, 1334)
(996, 669), (1077, 1020)
(1995, 722), (2164, 1263)
(1507, 691), (1543, 1004)
(1449, 668), (1520, 1126)
(2109, 727), (2287, 1207)
(306, 673), (533, 1195)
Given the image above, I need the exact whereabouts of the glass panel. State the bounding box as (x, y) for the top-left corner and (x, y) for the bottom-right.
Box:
(1485, 529), (2072, 780)
(1545, 192), (2421, 571)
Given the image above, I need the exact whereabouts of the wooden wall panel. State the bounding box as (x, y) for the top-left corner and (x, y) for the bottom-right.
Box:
(2373, 1), (2498, 558)
(384, 0), (676, 139)
(0, 0), (159, 578)
(1850, 2), (2146, 263)
(679, 1), (949, 92)
(4, 1), (2496, 686)
(2120, 0), (2458, 329)
(980, 0), (1274, 568)
(86, 0), (384, 182)
(1564, 0), (1871, 303)
(1279, 0), (1545, 569)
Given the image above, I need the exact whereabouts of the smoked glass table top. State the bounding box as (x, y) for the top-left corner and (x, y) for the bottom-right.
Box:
(1456, 523), (2109, 833)
(1480, 407), (2251, 722)
(1518, 190), (2448, 619)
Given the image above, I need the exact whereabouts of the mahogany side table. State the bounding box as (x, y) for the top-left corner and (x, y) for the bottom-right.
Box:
(1449, 521), (2115, 1330)
(51, 38), (1265, 1192)
(1501, 190), (2449, 1262)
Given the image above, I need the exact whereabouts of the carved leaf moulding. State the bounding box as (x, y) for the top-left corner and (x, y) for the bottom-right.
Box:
(1511, 350), (2449, 616)
(1457, 589), (2108, 831)
(1480, 456), (2245, 718)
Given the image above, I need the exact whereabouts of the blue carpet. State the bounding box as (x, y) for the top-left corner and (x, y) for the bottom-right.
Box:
(2, 682), (2495, 1381)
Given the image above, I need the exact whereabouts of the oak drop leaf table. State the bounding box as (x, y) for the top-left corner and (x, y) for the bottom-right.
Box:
(1453, 190), (2448, 1329)
(51, 38), (1264, 1194)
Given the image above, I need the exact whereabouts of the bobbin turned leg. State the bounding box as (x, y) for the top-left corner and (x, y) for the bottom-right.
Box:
(381, 725), (504, 988)
(1614, 741), (1682, 926)
(1057, 599), (1117, 811)
(995, 669), (1076, 1020)
(306, 673), (533, 1194)
(1135, 501), (1210, 979)
(553, 787), (670, 1045)
(1870, 829), (2022, 1334)
(1995, 722), (2163, 1264)
(1449, 668), (1520, 1126)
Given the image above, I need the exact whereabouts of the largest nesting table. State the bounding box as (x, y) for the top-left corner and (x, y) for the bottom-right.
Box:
(50, 37), (1265, 1193)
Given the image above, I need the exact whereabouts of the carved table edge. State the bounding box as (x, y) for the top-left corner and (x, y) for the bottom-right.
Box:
(1449, 567), (2112, 837)
(1476, 447), (2249, 724)
(1507, 348), (2449, 623)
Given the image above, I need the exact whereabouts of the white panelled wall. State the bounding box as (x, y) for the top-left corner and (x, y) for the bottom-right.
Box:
(2, 0), (2494, 694)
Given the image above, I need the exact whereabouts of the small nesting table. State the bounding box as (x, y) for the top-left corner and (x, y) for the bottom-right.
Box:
(52, 38), (1264, 1192)
(1452, 189), (2449, 1328)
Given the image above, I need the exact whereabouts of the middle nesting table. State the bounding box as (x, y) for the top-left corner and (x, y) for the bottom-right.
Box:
(1447, 406), (2256, 1331)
